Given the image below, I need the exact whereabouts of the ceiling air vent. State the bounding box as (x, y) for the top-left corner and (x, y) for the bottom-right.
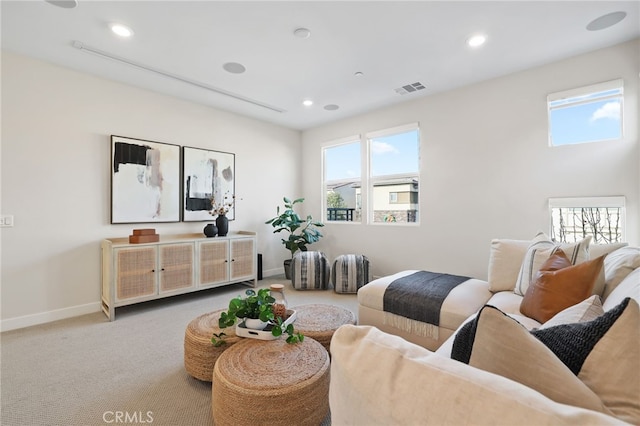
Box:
(395, 82), (426, 95)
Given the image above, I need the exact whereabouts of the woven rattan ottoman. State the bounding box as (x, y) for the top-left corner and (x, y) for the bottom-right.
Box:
(184, 309), (240, 381)
(292, 304), (357, 352)
(212, 337), (330, 426)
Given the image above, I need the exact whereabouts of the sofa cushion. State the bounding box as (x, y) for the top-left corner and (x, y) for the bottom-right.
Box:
(590, 242), (628, 259)
(487, 239), (530, 292)
(602, 247), (640, 300)
(534, 298), (640, 424)
(450, 305), (611, 415)
(514, 233), (591, 296)
(330, 324), (623, 426)
(452, 299), (640, 424)
(539, 295), (604, 329)
(520, 250), (605, 323)
(603, 267), (640, 311)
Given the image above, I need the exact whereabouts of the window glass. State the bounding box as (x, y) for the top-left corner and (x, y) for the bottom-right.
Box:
(324, 140), (361, 222)
(548, 80), (623, 146)
(370, 130), (419, 177)
(368, 127), (420, 224)
(549, 197), (625, 243)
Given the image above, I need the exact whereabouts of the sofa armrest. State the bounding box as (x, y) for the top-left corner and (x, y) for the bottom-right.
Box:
(329, 325), (626, 425)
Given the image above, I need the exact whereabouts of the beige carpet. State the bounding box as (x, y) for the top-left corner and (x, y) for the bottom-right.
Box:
(1, 276), (358, 426)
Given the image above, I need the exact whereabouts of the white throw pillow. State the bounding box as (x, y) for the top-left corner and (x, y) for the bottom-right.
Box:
(590, 243), (628, 259)
(602, 247), (640, 300)
(514, 233), (591, 296)
(603, 267), (640, 311)
(487, 239), (531, 292)
(539, 295), (604, 329)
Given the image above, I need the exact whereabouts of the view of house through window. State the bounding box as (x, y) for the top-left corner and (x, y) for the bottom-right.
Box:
(368, 126), (420, 223)
(322, 124), (420, 224)
(547, 79), (623, 146)
(324, 139), (361, 222)
(549, 197), (625, 243)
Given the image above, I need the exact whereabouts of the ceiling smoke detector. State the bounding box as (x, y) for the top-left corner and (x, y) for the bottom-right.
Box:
(395, 82), (426, 95)
(294, 28), (311, 38)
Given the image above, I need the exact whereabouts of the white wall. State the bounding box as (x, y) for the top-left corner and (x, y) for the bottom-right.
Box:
(2, 39), (638, 331)
(302, 39), (640, 280)
(0, 52), (301, 330)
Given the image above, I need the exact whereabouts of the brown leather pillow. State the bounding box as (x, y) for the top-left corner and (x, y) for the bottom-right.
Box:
(520, 249), (605, 323)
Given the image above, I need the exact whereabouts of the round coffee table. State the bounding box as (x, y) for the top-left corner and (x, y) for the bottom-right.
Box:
(184, 309), (240, 381)
(292, 304), (357, 351)
(212, 337), (329, 426)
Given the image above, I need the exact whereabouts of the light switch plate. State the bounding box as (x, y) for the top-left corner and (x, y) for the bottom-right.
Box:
(1, 215), (14, 227)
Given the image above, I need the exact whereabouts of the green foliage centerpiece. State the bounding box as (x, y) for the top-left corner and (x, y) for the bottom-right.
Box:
(212, 288), (304, 346)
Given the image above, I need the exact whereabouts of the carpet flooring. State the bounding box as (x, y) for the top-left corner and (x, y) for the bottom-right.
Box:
(1, 276), (358, 426)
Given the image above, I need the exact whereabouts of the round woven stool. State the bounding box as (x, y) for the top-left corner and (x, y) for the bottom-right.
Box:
(212, 337), (330, 426)
(292, 304), (357, 352)
(184, 309), (240, 381)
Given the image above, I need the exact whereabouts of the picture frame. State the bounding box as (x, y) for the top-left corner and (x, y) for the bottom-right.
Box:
(182, 146), (235, 222)
(110, 135), (181, 224)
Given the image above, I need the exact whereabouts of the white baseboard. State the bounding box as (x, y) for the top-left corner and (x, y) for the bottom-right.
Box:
(0, 302), (101, 332)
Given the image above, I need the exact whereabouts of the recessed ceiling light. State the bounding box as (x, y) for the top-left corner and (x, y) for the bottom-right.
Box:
(110, 23), (134, 38)
(354, 72), (364, 77)
(45, 0), (78, 8)
(466, 34), (487, 48)
(223, 62), (246, 74)
(302, 99), (313, 107)
(586, 11), (627, 31)
(324, 104), (339, 111)
(294, 28), (311, 39)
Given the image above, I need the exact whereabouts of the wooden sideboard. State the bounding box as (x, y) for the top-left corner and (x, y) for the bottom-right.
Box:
(101, 231), (257, 320)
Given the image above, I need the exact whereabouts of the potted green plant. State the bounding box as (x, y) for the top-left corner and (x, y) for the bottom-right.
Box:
(213, 289), (304, 345)
(265, 197), (324, 279)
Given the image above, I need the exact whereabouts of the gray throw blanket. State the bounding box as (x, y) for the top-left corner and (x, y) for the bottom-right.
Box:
(383, 271), (470, 326)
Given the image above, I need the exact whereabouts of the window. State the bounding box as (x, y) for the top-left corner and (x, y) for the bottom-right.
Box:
(322, 123), (420, 225)
(323, 138), (361, 222)
(368, 124), (420, 224)
(548, 79), (623, 146)
(549, 197), (625, 243)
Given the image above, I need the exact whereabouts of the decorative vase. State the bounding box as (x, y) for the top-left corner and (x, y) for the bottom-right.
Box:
(216, 214), (229, 237)
(203, 223), (218, 238)
(244, 318), (268, 330)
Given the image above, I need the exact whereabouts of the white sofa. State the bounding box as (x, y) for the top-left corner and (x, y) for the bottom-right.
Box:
(331, 239), (640, 425)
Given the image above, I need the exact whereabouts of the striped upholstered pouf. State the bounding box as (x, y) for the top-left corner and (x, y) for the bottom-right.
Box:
(291, 251), (331, 290)
(331, 254), (372, 293)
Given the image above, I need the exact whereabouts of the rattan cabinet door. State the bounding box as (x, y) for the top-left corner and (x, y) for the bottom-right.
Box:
(198, 240), (229, 287)
(159, 243), (195, 293)
(114, 246), (157, 301)
(230, 238), (255, 281)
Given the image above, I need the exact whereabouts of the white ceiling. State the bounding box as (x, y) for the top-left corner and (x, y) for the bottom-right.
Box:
(2, 1), (639, 131)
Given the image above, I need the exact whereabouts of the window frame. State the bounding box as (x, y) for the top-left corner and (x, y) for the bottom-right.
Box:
(366, 123), (420, 226)
(321, 135), (363, 224)
(320, 122), (421, 226)
(547, 79), (624, 147)
(548, 196), (626, 243)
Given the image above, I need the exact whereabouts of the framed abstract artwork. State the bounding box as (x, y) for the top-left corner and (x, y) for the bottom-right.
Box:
(110, 135), (181, 224)
(182, 146), (235, 221)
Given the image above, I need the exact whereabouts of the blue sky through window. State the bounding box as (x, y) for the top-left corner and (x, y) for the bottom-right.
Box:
(325, 141), (360, 181)
(549, 87), (622, 146)
(370, 130), (419, 177)
(324, 130), (419, 181)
